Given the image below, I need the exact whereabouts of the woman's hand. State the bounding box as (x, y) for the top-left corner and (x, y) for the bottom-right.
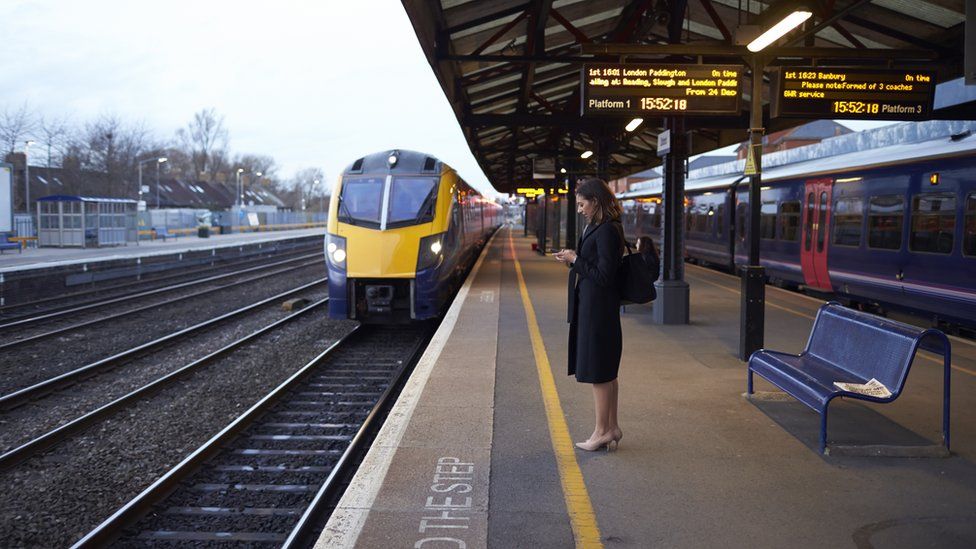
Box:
(554, 249), (577, 266)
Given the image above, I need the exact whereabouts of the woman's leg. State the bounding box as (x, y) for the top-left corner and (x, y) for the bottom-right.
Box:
(609, 379), (620, 439)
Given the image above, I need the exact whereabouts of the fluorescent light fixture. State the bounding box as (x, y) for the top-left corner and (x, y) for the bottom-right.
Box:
(835, 177), (862, 183)
(560, 168), (567, 174)
(747, 10), (812, 52)
(580, 150), (593, 159)
(625, 118), (643, 132)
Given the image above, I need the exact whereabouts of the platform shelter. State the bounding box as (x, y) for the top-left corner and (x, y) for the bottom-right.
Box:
(36, 195), (138, 248)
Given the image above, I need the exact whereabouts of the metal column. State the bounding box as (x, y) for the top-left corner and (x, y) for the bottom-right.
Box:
(739, 56), (766, 360)
(654, 118), (690, 324)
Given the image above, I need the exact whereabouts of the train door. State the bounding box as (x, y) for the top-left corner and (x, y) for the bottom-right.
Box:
(800, 178), (834, 290)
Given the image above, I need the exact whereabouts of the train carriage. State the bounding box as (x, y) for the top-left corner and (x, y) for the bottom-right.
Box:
(325, 149), (500, 323)
(618, 124), (976, 333)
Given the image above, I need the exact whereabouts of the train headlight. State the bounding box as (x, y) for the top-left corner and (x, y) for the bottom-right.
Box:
(418, 232), (446, 271)
(326, 233), (347, 270)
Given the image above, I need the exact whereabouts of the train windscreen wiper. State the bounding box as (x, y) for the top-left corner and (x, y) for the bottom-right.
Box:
(338, 195), (359, 226)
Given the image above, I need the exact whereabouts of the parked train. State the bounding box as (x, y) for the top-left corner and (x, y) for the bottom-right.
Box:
(618, 126), (976, 333)
(325, 150), (501, 322)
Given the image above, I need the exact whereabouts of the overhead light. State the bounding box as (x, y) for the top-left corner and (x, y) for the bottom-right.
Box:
(580, 150), (593, 159)
(560, 168), (567, 174)
(237, 168), (244, 173)
(625, 118), (643, 132)
(747, 9), (813, 52)
(158, 157), (168, 163)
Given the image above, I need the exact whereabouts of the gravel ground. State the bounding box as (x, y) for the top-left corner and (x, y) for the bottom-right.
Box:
(0, 246), (319, 322)
(0, 262), (326, 395)
(0, 311), (357, 548)
(0, 288), (328, 452)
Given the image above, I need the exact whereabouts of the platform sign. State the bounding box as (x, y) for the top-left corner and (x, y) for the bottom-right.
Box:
(582, 64), (742, 116)
(772, 67), (936, 120)
(0, 163), (12, 233)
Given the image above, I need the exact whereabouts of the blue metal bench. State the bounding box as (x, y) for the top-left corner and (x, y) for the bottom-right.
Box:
(0, 233), (21, 254)
(747, 302), (951, 455)
(153, 227), (176, 241)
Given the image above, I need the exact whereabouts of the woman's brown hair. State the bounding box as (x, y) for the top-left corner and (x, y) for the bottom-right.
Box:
(575, 177), (621, 223)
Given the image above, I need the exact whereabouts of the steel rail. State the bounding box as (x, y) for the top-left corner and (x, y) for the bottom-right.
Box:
(0, 250), (322, 333)
(0, 278), (327, 411)
(70, 322), (362, 549)
(0, 242), (320, 317)
(0, 257), (323, 351)
(282, 327), (430, 547)
(0, 297), (331, 472)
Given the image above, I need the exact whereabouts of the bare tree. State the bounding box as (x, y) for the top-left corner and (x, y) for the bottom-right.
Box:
(0, 102), (36, 154)
(176, 108), (229, 178)
(38, 114), (72, 167)
(290, 167), (326, 211)
(79, 114), (157, 197)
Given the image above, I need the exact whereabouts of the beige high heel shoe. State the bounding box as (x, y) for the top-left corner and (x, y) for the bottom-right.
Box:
(575, 433), (617, 452)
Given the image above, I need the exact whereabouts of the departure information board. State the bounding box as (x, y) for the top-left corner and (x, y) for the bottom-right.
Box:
(772, 67), (936, 120)
(581, 64), (743, 116)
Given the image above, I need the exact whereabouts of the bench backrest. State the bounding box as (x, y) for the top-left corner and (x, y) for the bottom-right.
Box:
(805, 303), (925, 394)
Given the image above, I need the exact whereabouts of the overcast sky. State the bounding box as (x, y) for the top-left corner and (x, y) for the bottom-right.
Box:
(1, 0), (899, 196)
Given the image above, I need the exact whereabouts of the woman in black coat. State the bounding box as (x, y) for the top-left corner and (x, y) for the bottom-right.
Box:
(554, 178), (625, 452)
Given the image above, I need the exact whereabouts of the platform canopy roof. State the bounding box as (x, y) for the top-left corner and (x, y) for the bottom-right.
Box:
(401, 0), (971, 194)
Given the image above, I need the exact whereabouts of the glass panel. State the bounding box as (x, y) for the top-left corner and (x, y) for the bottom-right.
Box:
(816, 191), (827, 252)
(736, 202), (747, 242)
(717, 204), (725, 237)
(832, 197), (863, 247)
(760, 201), (776, 240)
(388, 177), (437, 225)
(779, 201), (800, 242)
(910, 193), (956, 254)
(868, 195), (904, 250)
(965, 193), (976, 257)
(804, 193), (815, 251)
(338, 177), (384, 225)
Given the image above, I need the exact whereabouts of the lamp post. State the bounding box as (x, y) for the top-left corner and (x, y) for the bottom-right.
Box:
(314, 178), (323, 215)
(24, 140), (34, 218)
(236, 168), (244, 208)
(155, 157), (167, 209)
(138, 156), (167, 206)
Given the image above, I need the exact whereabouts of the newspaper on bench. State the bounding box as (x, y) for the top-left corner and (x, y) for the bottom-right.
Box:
(833, 378), (893, 398)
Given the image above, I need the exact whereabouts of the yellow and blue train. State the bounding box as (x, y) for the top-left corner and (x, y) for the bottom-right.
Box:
(325, 149), (501, 322)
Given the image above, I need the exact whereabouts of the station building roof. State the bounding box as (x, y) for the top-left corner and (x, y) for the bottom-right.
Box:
(402, 0), (971, 194)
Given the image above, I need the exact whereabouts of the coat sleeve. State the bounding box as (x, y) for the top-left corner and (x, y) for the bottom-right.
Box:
(571, 224), (622, 288)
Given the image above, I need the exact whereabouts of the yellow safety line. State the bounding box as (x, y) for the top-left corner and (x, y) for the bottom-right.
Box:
(508, 230), (604, 549)
(686, 269), (976, 377)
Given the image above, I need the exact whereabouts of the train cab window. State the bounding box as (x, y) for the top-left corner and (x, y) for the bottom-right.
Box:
(910, 193), (956, 254)
(760, 201), (777, 239)
(779, 201), (800, 242)
(337, 176), (385, 227)
(965, 193), (976, 257)
(693, 205), (708, 233)
(832, 197), (864, 247)
(868, 195), (904, 250)
(388, 177), (438, 226)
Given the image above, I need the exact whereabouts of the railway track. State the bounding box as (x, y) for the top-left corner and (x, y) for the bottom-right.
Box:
(0, 241), (321, 319)
(0, 252), (324, 350)
(0, 289), (331, 470)
(72, 322), (433, 548)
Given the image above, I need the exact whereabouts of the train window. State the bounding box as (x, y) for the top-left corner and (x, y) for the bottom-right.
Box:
(965, 193), (976, 257)
(779, 201), (800, 242)
(388, 177), (438, 225)
(736, 202), (747, 242)
(804, 193), (814, 251)
(816, 192), (827, 252)
(832, 197), (863, 247)
(338, 176), (384, 226)
(694, 205), (708, 233)
(910, 193), (956, 254)
(717, 204), (725, 237)
(760, 201), (777, 239)
(868, 195), (904, 250)
(685, 205), (694, 232)
(706, 206), (716, 234)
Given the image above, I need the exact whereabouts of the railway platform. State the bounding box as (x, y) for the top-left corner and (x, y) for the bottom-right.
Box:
(0, 227), (324, 271)
(319, 226), (976, 548)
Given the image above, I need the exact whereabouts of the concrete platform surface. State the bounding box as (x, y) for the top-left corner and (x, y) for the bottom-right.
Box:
(0, 227), (324, 271)
(320, 226), (976, 548)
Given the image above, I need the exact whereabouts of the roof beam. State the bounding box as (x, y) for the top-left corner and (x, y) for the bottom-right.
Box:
(471, 9), (530, 55)
(445, 2), (532, 35)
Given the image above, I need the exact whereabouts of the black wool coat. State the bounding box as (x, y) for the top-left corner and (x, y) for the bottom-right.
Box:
(567, 220), (624, 383)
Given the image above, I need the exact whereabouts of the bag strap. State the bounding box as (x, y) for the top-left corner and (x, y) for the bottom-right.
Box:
(614, 222), (634, 255)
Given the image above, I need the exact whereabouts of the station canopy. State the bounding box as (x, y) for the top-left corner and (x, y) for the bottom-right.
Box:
(402, 0), (971, 194)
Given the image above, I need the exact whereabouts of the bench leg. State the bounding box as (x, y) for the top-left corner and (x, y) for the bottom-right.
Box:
(819, 408), (829, 455)
(747, 368), (754, 395)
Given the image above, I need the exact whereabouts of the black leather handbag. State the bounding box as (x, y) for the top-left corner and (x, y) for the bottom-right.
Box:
(618, 240), (659, 304)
